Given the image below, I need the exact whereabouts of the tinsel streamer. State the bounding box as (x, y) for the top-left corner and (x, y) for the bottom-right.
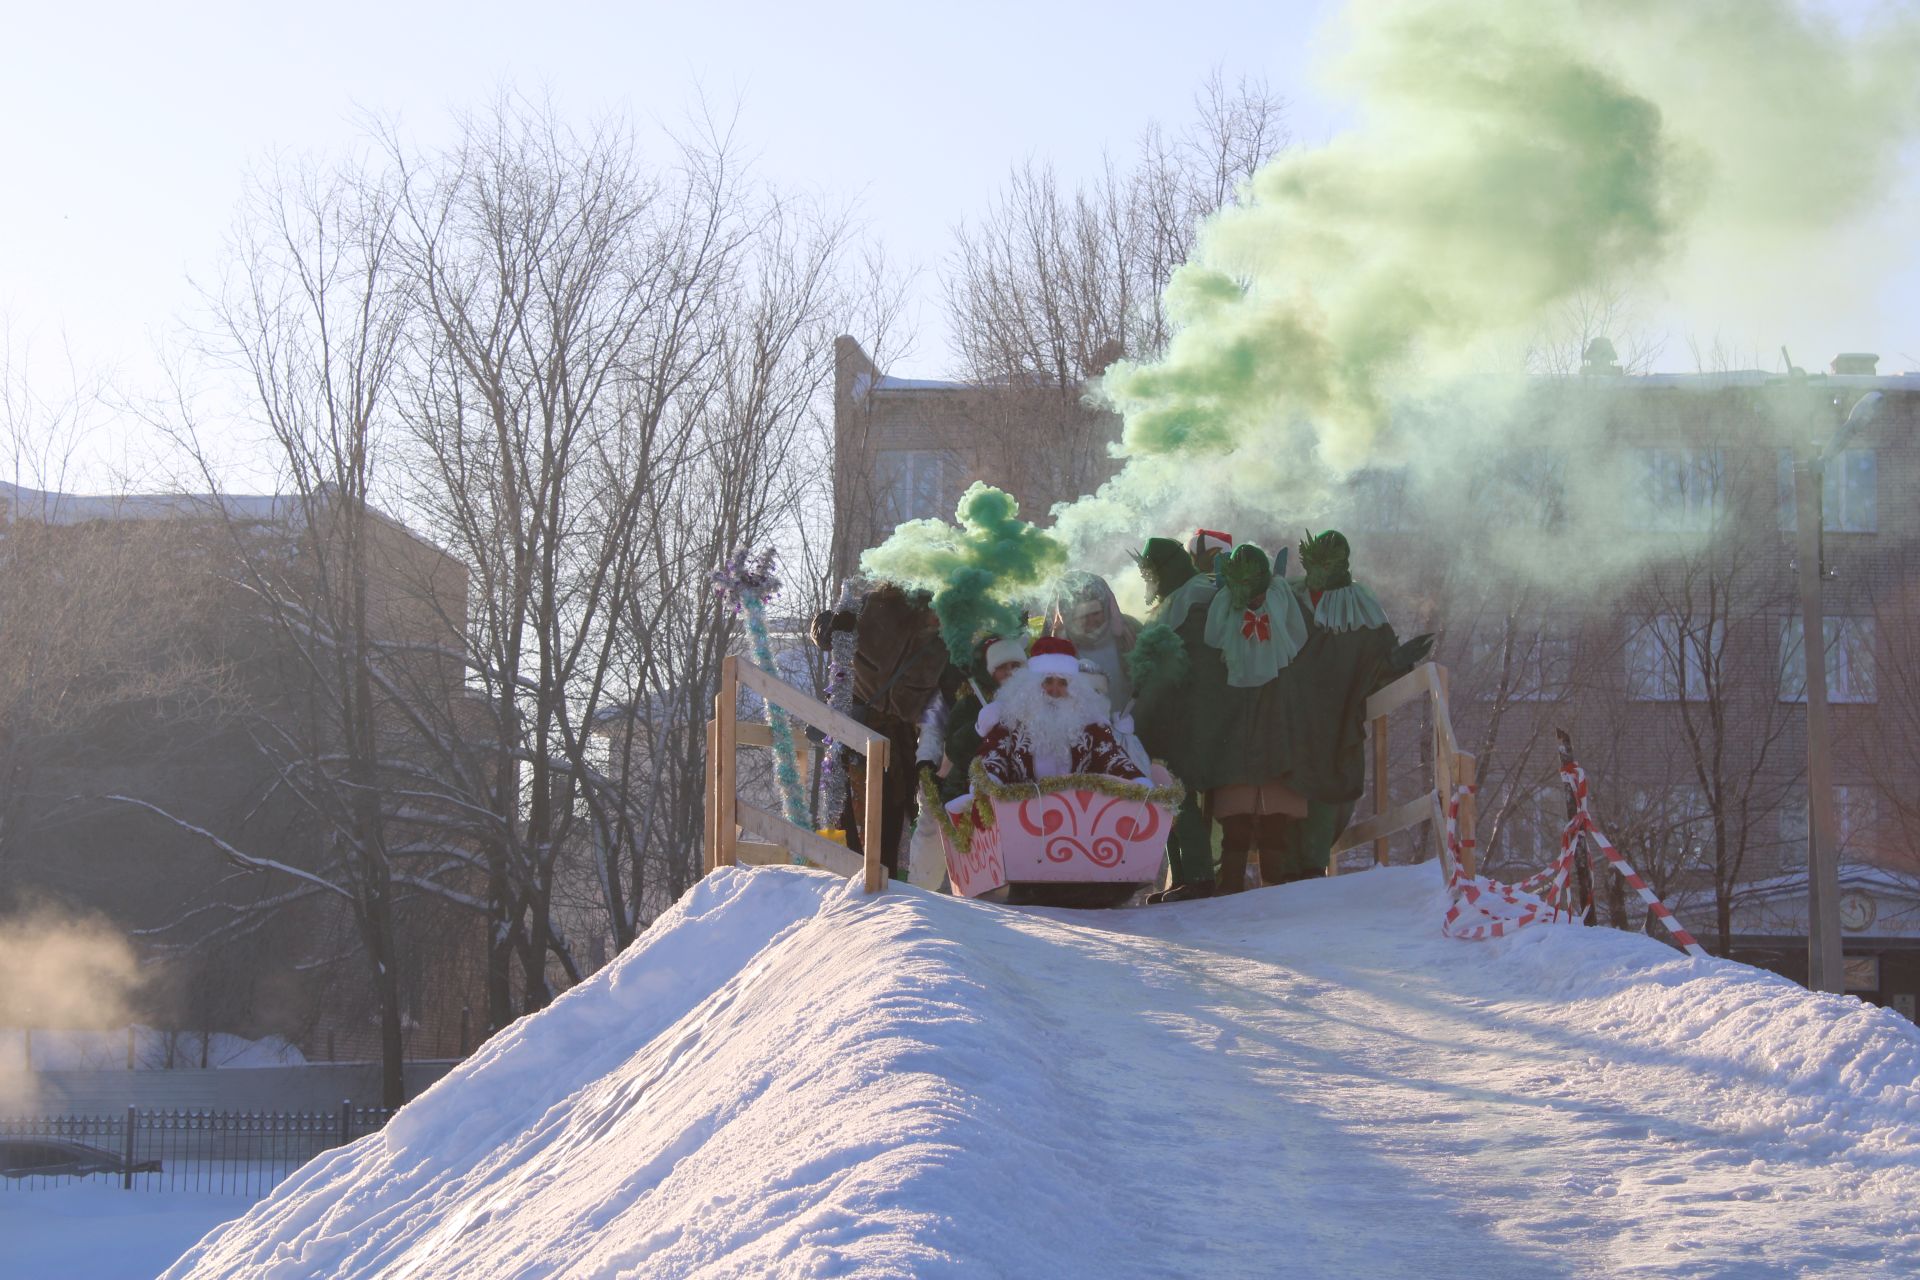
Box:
(818, 577), (860, 824)
(712, 548), (811, 844)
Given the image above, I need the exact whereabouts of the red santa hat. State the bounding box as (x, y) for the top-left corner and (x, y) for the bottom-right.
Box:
(1188, 528), (1234, 559)
(1027, 635), (1080, 678)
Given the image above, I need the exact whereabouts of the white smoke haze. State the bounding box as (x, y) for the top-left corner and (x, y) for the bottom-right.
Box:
(1048, 0), (1920, 598)
(0, 907), (144, 1112)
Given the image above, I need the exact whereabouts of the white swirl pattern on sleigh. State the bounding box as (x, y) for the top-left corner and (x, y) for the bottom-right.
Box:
(940, 767), (1175, 899)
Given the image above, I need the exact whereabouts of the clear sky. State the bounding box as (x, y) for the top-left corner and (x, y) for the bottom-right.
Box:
(2, 0), (1914, 483)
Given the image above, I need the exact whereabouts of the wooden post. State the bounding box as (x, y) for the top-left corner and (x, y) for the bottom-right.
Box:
(1372, 715), (1390, 868)
(863, 735), (888, 894)
(715, 657), (740, 869)
(1455, 754), (1479, 878)
(704, 709), (720, 874)
(1557, 728), (1597, 926)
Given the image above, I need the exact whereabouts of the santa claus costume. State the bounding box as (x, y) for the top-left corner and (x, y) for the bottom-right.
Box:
(971, 637), (1147, 788)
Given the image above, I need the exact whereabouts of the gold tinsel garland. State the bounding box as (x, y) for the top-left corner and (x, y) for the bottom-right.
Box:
(967, 758), (1185, 809)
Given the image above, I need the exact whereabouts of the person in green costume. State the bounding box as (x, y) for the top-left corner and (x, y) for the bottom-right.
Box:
(1256, 530), (1433, 881)
(1128, 537), (1229, 903)
(936, 635), (1027, 804)
(1202, 542), (1316, 893)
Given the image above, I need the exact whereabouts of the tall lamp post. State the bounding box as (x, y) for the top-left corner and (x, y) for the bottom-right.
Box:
(1792, 388), (1881, 995)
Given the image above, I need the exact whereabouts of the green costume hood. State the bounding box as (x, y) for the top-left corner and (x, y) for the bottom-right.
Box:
(1298, 530), (1354, 592)
(1134, 537), (1196, 602)
(1205, 545), (1307, 687)
(1298, 529), (1388, 632)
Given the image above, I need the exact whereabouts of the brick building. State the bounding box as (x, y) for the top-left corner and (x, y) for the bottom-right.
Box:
(831, 338), (1920, 1013)
(0, 481), (489, 1063)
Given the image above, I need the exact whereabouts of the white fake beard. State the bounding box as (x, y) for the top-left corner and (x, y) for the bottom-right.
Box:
(996, 668), (1108, 766)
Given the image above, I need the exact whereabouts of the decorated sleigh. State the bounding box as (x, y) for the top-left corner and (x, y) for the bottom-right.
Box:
(926, 766), (1183, 908)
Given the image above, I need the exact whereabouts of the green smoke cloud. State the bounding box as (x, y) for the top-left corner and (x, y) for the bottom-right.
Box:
(1052, 0), (1920, 580)
(860, 483), (1069, 665)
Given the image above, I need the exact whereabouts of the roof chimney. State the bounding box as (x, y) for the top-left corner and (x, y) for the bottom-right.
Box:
(1832, 352), (1879, 376)
(1581, 336), (1621, 376)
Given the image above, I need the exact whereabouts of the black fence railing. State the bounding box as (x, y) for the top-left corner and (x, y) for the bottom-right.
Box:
(0, 1103), (395, 1198)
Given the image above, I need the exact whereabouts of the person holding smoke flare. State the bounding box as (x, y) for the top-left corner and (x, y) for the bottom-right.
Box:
(1232, 530), (1433, 883)
(1128, 537), (1230, 902)
(934, 634), (1028, 804)
(1201, 541), (1315, 892)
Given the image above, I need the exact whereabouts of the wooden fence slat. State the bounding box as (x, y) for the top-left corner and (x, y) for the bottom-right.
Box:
(732, 658), (879, 757)
(863, 737), (889, 893)
(1331, 790), (1437, 855)
(736, 799), (866, 878)
(716, 659), (740, 868)
(1372, 715), (1390, 868)
(704, 714), (719, 874)
(1364, 662), (1433, 721)
(734, 840), (790, 865)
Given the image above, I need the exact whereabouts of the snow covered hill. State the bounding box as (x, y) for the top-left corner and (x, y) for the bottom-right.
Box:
(166, 865), (1920, 1278)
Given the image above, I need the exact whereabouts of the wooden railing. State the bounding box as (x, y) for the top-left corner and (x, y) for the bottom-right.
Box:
(705, 655), (890, 893)
(1328, 661), (1478, 881)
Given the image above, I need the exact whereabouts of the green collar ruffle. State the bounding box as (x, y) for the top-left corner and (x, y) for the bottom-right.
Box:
(1205, 589), (1307, 687)
(1151, 575), (1217, 631)
(1303, 580), (1389, 633)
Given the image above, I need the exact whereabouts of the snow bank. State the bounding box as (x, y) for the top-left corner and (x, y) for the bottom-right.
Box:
(165, 866), (1920, 1278)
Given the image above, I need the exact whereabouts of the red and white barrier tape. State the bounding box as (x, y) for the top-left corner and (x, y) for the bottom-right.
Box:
(1440, 759), (1709, 959)
(1559, 760), (1708, 958)
(1441, 785), (1580, 941)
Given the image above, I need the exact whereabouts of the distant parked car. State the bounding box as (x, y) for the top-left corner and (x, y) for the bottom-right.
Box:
(0, 1138), (161, 1178)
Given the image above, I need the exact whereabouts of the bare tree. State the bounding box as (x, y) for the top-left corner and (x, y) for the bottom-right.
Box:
(945, 69), (1288, 392)
(122, 156), (451, 1105)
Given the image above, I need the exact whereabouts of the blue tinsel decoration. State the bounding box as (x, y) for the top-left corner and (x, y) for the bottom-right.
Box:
(712, 548), (812, 846)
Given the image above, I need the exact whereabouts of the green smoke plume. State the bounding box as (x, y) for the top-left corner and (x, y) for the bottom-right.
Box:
(860, 483), (1069, 665)
(1127, 622), (1191, 699)
(1054, 0), (1920, 580)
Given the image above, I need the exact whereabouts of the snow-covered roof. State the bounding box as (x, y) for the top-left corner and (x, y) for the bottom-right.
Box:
(850, 371), (972, 399)
(0, 479), (458, 564)
(0, 480), (296, 526)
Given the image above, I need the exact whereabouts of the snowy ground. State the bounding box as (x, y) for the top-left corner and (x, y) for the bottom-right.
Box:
(163, 865), (1920, 1278)
(0, 1184), (243, 1278)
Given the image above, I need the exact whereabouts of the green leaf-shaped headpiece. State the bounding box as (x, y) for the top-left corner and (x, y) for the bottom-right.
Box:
(1298, 529), (1353, 592)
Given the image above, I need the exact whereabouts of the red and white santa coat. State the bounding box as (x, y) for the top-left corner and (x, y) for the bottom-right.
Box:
(974, 719), (1149, 787)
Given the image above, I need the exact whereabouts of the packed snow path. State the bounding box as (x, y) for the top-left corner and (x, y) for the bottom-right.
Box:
(170, 867), (1920, 1278)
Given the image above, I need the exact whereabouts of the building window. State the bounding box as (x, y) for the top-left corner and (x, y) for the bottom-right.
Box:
(1780, 616), (1877, 704)
(1627, 785), (1713, 872)
(1494, 785), (1568, 869)
(1625, 615), (1722, 701)
(1473, 449), (1567, 530)
(1636, 447), (1725, 532)
(874, 450), (953, 531)
(1778, 785), (1880, 869)
(1470, 627), (1574, 701)
(1777, 448), (1876, 533)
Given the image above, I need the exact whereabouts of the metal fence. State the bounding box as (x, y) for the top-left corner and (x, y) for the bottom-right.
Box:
(0, 1103), (394, 1198)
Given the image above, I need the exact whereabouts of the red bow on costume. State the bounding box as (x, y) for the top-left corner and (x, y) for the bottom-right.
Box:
(1242, 610), (1270, 641)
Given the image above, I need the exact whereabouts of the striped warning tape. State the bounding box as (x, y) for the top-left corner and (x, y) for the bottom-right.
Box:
(1440, 757), (1709, 959)
(1559, 759), (1709, 958)
(1441, 786), (1579, 941)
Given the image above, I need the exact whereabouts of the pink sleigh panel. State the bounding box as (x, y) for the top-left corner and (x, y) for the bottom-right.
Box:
(941, 768), (1174, 899)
